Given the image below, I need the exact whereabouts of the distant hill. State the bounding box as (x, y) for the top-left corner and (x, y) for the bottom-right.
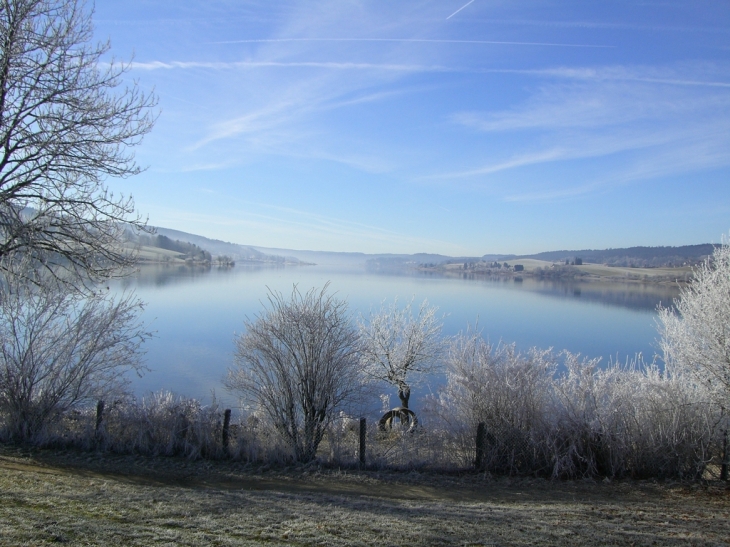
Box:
(481, 254), (517, 262)
(135, 225), (717, 270)
(517, 244), (717, 268)
(152, 227), (300, 264)
(251, 246), (460, 268)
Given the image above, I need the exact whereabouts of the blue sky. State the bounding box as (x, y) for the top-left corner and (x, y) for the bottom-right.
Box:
(95, 0), (730, 255)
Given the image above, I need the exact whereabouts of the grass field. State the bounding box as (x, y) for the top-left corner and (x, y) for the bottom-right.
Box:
(134, 245), (189, 263)
(501, 259), (692, 279)
(575, 263), (692, 279)
(1, 446), (728, 546)
(441, 259), (691, 282)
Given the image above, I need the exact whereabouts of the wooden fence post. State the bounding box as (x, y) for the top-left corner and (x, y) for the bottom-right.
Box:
(359, 418), (366, 467)
(475, 422), (486, 470)
(222, 409), (232, 454)
(95, 400), (105, 438)
(721, 427), (728, 481)
(176, 413), (189, 455)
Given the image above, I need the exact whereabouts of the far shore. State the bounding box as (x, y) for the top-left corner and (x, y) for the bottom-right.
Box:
(418, 259), (693, 286)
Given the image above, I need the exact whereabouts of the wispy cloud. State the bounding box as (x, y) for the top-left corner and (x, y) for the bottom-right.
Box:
(528, 66), (730, 88)
(208, 37), (614, 49)
(417, 61), (730, 206)
(429, 149), (568, 178)
(503, 181), (605, 202)
(133, 61), (727, 89)
(149, 200), (464, 254)
(125, 0), (730, 220)
(466, 18), (730, 34)
(446, 0), (475, 20)
(431, 123), (708, 182)
(450, 74), (730, 133)
(503, 130), (730, 203)
(131, 60), (452, 72)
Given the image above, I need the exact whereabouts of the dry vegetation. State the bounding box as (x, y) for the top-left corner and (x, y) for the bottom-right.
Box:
(1, 445), (729, 546)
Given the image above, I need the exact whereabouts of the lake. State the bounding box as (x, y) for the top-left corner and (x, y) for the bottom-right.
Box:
(114, 264), (680, 411)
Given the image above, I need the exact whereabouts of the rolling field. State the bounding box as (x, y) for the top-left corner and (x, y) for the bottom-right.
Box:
(502, 259), (692, 280)
(1, 446), (728, 546)
(133, 245), (189, 263)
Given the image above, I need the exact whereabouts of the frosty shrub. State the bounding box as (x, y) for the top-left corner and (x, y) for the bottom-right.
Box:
(432, 329), (721, 479)
(97, 392), (225, 458)
(226, 285), (362, 463)
(432, 330), (558, 475)
(0, 278), (149, 443)
(658, 238), (730, 409)
(27, 390), (297, 463)
(551, 356), (717, 479)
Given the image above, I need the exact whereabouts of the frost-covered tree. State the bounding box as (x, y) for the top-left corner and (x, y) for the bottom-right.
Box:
(0, 276), (150, 442)
(226, 285), (362, 463)
(358, 299), (443, 409)
(658, 238), (730, 407)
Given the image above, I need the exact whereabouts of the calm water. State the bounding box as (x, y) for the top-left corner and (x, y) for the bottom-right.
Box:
(113, 264), (680, 410)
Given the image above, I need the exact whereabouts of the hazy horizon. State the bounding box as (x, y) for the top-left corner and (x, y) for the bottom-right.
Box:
(98, 1), (729, 255)
(154, 224), (716, 260)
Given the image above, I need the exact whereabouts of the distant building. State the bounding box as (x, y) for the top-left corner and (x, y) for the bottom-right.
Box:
(514, 264), (524, 272)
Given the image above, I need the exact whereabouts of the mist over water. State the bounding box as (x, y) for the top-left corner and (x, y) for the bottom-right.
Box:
(114, 264), (680, 411)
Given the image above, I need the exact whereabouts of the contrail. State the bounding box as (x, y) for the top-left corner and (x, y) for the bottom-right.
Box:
(446, 0), (475, 20)
(210, 38), (614, 49)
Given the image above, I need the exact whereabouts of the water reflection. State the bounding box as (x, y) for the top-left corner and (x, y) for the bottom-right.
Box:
(114, 264), (679, 404)
(117, 263), (227, 289)
(362, 265), (679, 313)
(506, 278), (679, 312)
(126, 263), (679, 313)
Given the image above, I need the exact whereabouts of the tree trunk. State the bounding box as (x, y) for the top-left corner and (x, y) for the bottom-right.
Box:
(398, 386), (410, 409)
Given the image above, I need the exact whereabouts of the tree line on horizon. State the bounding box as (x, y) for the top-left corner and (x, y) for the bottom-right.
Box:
(520, 243), (718, 268)
(137, 233), (213, 263)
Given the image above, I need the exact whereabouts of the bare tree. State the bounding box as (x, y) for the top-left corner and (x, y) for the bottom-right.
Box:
(225, 285), (362, 463)
(0, 276), (150, 442)
(358, 298), (444, 409)
(658, 237), (730, 407)
(0, 0), (156, 287)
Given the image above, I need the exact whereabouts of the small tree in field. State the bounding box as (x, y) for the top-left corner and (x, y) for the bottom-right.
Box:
(358, 299), (444, 409)
(226, 285), (361, 463)
(0, 277), (150, 442)
(658, 238), (730, 407)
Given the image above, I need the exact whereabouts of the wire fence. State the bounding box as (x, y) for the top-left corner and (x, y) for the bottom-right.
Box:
(8, 391), (726, 481)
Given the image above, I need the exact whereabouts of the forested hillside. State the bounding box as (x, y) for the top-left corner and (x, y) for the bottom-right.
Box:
(138, 233), (212, 262)
(517, 244), (718, 268)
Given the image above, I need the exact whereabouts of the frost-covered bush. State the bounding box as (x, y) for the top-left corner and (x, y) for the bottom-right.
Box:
(658, 237), (730, 409)
(226, 285), (362, 463)
(92, 393), (294, 462)
(427, 331), (557, 474)
(550, 357), (717, 479)
(430, 330), (723, 479)
(98, 392), (225, 458)
(0, 279), (149, 444)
